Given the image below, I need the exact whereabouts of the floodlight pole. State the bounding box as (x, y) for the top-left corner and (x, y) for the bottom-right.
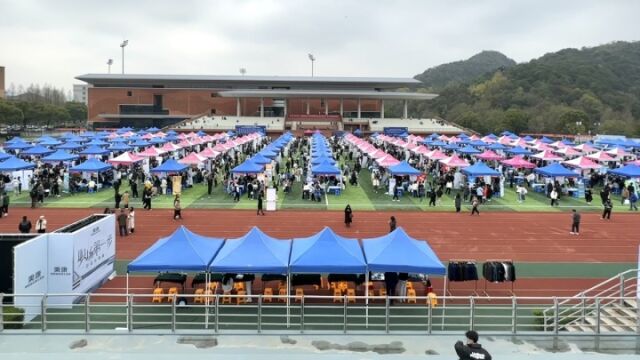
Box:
(308, 54), (316, 77)
(120, 40), (129, 74)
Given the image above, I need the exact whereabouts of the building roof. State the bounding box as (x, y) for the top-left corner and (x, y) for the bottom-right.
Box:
(218, 89), (437, 100)
(75, 73), (422, 90)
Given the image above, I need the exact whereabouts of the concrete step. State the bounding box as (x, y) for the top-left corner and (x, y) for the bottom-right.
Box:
(601, 306), (637, 327)
(624, 299), (637, 308)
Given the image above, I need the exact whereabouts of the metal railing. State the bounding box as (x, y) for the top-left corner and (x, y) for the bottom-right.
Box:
(542, 269), (639, 332)
(1, 293), (638, 335)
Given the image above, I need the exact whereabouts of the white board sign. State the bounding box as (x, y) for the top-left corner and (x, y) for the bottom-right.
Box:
(13, 234), (49, 322)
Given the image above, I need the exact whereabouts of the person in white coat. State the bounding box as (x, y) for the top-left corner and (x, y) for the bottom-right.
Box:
(128, 207), (135, 234)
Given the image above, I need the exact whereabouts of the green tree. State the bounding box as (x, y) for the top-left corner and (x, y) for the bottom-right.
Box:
(501, 109), (529, 134)
(0, 100), (24, 125)
(64, 102), (87, 124)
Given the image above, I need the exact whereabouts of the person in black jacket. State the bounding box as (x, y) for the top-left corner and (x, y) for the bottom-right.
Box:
(455, 330), (492, 360)
(18, 216), (32, 233)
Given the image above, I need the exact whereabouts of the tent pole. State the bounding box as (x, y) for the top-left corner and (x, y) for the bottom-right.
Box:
(205, 272), (209, 329)
(126, 272), (129, 296)
(365, 271), (369, 329)
(286, 271), (291, 328)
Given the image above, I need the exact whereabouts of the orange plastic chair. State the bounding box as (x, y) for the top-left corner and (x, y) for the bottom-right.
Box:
(194, 288), (205, 304)
(379, 288), (387, 297)
(204, 289), (213, 305)
(208, 282), (218, 293)
(333, 288), (343, 303)
(167, 287), (179, 302)
(263, 288), (273, 302)
(294, 288), (304, 302)
(221, 291), (232, 304)
(406, 282), (414, 290)
(278, 287), (287, 302)
(368, 288), (375, 297)
(428, 292), (438, 307)
(152, 288), (164, 303)
(237, 290), (247, 304)
(407, 289), (417, 304)
(346, 288), (356, 303)
(234, 282), (245, 291)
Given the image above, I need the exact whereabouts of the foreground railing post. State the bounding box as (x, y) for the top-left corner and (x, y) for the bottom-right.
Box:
(257, 296), (262, 334)
(511, 296), (517, 334)
(553, 297), (559, 335)
(427, 297), (432, 334)
(214, 294), (219, 333)
(636, 299), (640, 335)
(619, 274), (625, 306)
(0, 293), (4, 331)
(343, 295), (348, 334)
(127, 295), (133, 332)
(581, 296), (586, 325)
(85, 294), (90, 333)
(41, 295), (47, 332)
(171, 295), (176, 333)
(469, 296), (475, 330)
(385, 297), (390, 334)
(300, 296), (305, 334)
(595, 298), (601, 335)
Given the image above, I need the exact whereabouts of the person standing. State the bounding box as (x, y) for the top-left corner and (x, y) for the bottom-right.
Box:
(114, 190), (122, 209)
(389, 216), (397, 233)
(570, 209), (581, 235)
(122, 191), (130, 209)
(35, 215), (47, 233)
(602, 199), (613, 220)
(630, 191), (638, 211)
(550, 188), (559, 207)
(392, 183), (399, 202)
(454, 193), (462, 213)
(143, 187), (152, 210)
(471, 196), (480, 215)
(397, 272), (409, 303)
(344, 204), (353, 227)
(428, 189), (437, 207)
(117, 209), (128, 236)
(30, 186), (38, 209)
(256, 191), (265, 216)
(128, 207), (136, 234)
(18, 216), (32, 234)
(12, 177), (19, 196)
(207, 172), (214, 197)
(130, 180), (139, 198)
(1, 191), (8, 216)
(173, 194), (182, 220)
(454, 330), (492, 360)
(383, 272), (398, 300)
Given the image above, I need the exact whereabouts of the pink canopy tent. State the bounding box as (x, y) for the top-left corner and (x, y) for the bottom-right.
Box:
(625, 159), (640, 166)
(177, 133), (188, 140)
(531, 143), (552, 151)
(199, 147), (221, 159)
(562, 156), (602, 170)
(424, 149), (448, 160)
(468, 134), (480, 141)
(179, 153), (207, 165)
(510, 138), (528, 147)
(155, 131), (167, 137)
(501, 156), (536, 169)
(475, 149), (504, 161)
(498, 136), (513, 145)
(606, 147), (634, 159)
(573, 143), (597, 153)
(137, 146), (166, 157)
(549, 141), (567, 149)
(412, 145), (430, 155)
(480, 136), (497, 143)
(439, 154), (470, 168)
(369, 149), (388, 159)
(108, 151), (143, 166)
(532, 150), (564, 162)
(554, 147), (581, 157)
(377, 155), (400, 167)
(405, 142), (418, 150)
(178, 140), (194, 148)
(212, 144), (227, 152)
(141, 133), (155, 140)
(162, 142), (182, 152)
(587, 151), (615, 162)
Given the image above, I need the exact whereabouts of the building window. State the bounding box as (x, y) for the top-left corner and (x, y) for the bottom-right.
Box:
(127, 91), (132, 96)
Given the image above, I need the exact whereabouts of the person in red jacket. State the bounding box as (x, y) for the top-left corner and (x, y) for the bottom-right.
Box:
(454, 330), (492, 360)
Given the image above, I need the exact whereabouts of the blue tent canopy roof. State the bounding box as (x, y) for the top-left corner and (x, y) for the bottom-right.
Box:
(311, 160), (341, 175)
(290, 227), (366, 274)
(362, 227), (446, 274)
(457, 145), (481, 154)
(151, 159), (188, 173)
(4, 141), (33, 150)
(128, 226), (224, 272)
(231, 159), (264, 174)
(534, 163), (578, 178)
(487, 143), (506, 150)
(79, 145), (110, 155)
(21, 145), (54, 156)
(209, 227), (291, 274)
(250, 153), (272, 165)
(85, 139), (109, 146)
(388, 161), (421, 176)
(461, 161), (501, 177)
(42, 149), (79, 162)
(70, 158), (113, 173)
(505, 146), (532, 155)
(0, 156), (36, 171)
(0, 152), (11, 161)
(608, 164), (640, 178)
(108, 143), (132, 151)
(56, 142), (83, 150)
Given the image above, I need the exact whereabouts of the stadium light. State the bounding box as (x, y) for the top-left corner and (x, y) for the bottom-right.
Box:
(308, 53), (316, 77)
(107, 59), (113, 74)
(120, 40), (129, 74)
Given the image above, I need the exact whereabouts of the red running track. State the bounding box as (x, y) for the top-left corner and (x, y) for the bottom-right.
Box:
(2, 208), (638, 263)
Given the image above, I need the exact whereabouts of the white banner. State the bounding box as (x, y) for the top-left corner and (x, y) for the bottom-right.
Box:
(71, 215), (116, 294)
(46, 231), (74, 305)
(13, 234), (48, 322)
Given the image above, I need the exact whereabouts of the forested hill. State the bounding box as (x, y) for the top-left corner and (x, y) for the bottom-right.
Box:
(412, 41), (640, 136)
(414, 50), (516, 89)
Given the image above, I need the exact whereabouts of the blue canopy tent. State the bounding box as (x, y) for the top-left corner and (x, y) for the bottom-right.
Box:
(56, 141), (83, 150)
(258, 148), (278, 158)
(0, 156), (36, 171)
(289, 227), (366, 274)
(311, 156), (336, 165)
(130, 140), (151, 148)
(231, 159), (264, 174)
(149, 137), (167, 145)
(457, 145), (481, 155)
(0, 152), (11, 161)
(4, 141), (33, 150)
(85, 139), (109, 146)
(540, 136), (554, 144)
(166, 130), (177, 136)
(21, 145), (54, 157)
(128, 226), (224, 273)
(522, 135), (535, 142)
(39, 139), (63, 147)
(196, 130), (207, 137)
(209, 227), (291, 274)
(70, 158), (112, 173)
(65, 135), (86, 143)
(487, 143), (506, 150)
(505, 146), (532, 156)
(109, 137), (127, 143)
(561, 139), (575, 146)
(425, 139), (447, 147)
(311, 160), (341, 175)
(5, 136), (26, 144)
(146, 127), (160, 133)
(41, 149), (79, 163)
(151, 159), (188, 173)
(388, 161), (421, 176)
(608, 164), (640, 178)
(443, 143), (460, 151)
(468, 140), (488, 147)
(534, 163), (578, 178)
(79, 145), (109, 156)
(108, 143), (132, 152)
(80, 131), (95, 138)
(353, 128), (362, 137)
(461, 161), (501, 177)
(250, 153), (272, 165)
(362, 227), (446, 274)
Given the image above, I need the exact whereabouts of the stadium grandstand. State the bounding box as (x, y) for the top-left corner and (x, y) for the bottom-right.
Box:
(76, 73), (466, 135)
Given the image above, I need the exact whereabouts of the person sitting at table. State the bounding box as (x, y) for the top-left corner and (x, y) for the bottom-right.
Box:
(313, 184), (323, 202)
(302, 183), (311, 200)
(88, 179), (96, 192)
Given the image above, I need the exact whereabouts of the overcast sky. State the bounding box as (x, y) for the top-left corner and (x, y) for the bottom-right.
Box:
(1, 0), (639, 91)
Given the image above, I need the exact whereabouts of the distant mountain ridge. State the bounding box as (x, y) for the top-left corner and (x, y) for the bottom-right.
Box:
(414, 51), (516, 89)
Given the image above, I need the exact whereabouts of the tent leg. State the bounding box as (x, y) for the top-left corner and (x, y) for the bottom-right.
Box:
(365, 272), (369, 329)
(205, 273), (209, 330)
(286, 272), (291, 328)
(126, 273), (129, 296)
(441, 275), (447, 330)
